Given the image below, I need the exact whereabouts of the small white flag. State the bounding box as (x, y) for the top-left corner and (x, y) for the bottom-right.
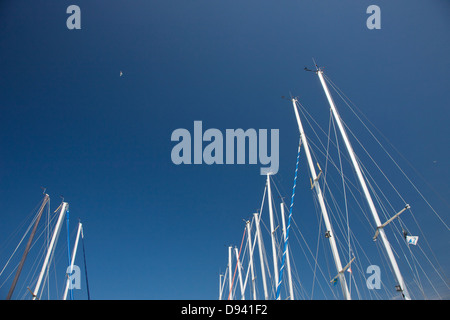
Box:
(406, 235), (418, 245)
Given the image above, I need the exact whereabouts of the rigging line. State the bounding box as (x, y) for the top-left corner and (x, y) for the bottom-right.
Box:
(6, 194), (49, 300)
(242, 216), (261, 299)
(306, 98), (411, 239)
(312, 192), (339, 299)
(0, 199), (46, 279)
(408, 207), (448, 283)
(403, 211), (448, 295)
(36, 211), (73, 300)
(0, 197), (44, 258)
(324, 74), (449, 229)
(0, 217), (37, 280)
(399, 217), (448, 298)
(279, 208), (315, 297)
(305, 132), (364, 254)
(416, 243), (450, 293)
(324, 74), (450, 211)
(81, 226), (91, 300)
(289, 214), (337, 300)
(306, 134), (378, 241)
(297, 101), (366, 199)
(276, 139), (301, 300)
(0, 203), (61, 292)
(330, 114), (352, 264)
(322, 108), (333, 201)
(259, 185), (267, 225)
(406, 243), (426, 298)
(234, 227), (247, 299)
(258, 214), (273, 277)
(46, 198), (50, 299)
(65, 210), (73, 301)
(340, 114), (407, 214)
(220, 269), (229, 299)
(286, 242), (308, 300)
(228, 227), (246, 300)
(296, 99), (352, 168)
(18, 230), (48, 299)
(373, 241), (396, 299)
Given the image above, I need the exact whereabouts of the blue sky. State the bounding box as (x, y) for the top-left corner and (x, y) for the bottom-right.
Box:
(0, 1), (449, 299)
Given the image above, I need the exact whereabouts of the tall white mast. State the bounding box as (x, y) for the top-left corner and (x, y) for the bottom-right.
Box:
(254, 212), (269, 300)
(219, 274), (224, 300)
(292, 98), (351, 300)
(228, 245), (233, 300)
(280, 203), (294, 300)
(266, 174), (279, 295)
(33, 202), (68, 300)
(316, 69), (411, 300)
(234, 247), (245, 300)
(63, 221), (82, 300)
(246, 220), (257, 300)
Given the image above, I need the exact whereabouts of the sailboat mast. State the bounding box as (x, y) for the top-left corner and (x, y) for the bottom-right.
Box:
(246, 220), (257, 300)
(32, 202), (68, 300)
(316, 69), (411, 300)
(267, 173), (278, 296)
(254, 212), (269, 300)
(6, 194), (50, 300)
(219, 274), (224, 300)
(291, 98), (351, 300)
(228, 245), (233, 300)
(266, 174), (280, 296)
(280, 203), (294, 300)
(63, 221), (82, 300)
(234, 247), (245, 300)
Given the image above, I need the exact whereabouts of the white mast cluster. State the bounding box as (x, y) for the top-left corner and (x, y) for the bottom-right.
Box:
(2, 192), (88, 300)
(32, 202), (69, 300)
(292, 97), (351, 300)
(315, 68), (411, 300)
(219, 177), (295, 300)
(219, 65), (422, 301)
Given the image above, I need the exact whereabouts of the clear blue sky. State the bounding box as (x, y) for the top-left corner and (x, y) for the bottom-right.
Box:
(0, 0), (449, 299)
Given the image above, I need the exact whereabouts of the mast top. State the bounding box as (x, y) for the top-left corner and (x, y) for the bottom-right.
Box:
(304, 59), (322, 73)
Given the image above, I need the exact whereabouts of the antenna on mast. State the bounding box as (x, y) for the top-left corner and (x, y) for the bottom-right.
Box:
(53, 195), (65, 213)
(312, 57), (319, 70)
(305, 58), (321, 73)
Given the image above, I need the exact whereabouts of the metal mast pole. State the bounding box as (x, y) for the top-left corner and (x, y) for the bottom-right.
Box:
(292, 98), (351, 300)
(219, 274), (224, 300)
(246, 220), (257, 300)
(80, 226), (90, 300)
(266, 174), (279, 295)
(32, 202), (68, 300)
(65, 208), (72, 300)
(228, 245), (233, 300)
(6, 194), (50, 300)
(316, 69), (411, 300)
(234, 247), (245, 300)
(254, 212), (269, 300)
(280, 203), (294, 300)
(63, 221), (82, 300)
